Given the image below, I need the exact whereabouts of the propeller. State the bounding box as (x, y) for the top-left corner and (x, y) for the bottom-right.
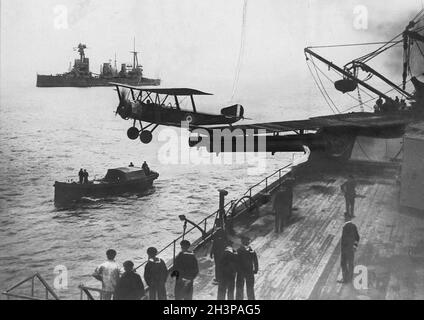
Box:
(115, 88), (132, 119)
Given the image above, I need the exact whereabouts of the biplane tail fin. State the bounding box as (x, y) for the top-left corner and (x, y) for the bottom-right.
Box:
(221, 104), (244, 119)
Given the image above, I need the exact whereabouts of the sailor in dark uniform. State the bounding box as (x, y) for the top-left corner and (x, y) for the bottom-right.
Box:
(171, 240), (199, 300)
(272, 185), (292, 233)
(210, 228), (227, 284)
(83, 169), (89, 184)
(114, 261), (145, 300)
(144, 247), (168, 300)
(217, 243), (238, 300)
(142, 161), (151, 175)
(339, 216), (360, 283)
(341, 175), (357, 219)
(235, 236), (258, 300)
(78, 169), (84, 184)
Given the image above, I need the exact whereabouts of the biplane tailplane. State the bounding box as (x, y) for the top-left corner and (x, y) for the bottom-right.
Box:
(221, 104), (244, 119)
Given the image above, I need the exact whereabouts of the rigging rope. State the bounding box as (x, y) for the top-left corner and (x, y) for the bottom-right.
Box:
(309, 55), (341, 113)
(342, 77), (414, 113)
(306, 59), (337, 114)
(357, 87), (364, 112)
(230, 0), (248, 102)
(314, 60), (374, 110)
(308, 41), (402, 49)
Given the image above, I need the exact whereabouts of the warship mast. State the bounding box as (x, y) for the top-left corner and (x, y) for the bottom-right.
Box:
(130, 37), (140, 70)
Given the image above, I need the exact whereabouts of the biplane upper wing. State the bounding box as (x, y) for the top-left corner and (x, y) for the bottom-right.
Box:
(109, 82), (213, 96)
(204, 112), (413, 133)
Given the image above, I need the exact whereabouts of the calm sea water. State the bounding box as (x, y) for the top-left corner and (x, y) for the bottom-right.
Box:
(0, 80), (330, 299)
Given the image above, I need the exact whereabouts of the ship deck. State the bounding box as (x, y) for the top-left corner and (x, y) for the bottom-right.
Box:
(168, 161), (424, 300)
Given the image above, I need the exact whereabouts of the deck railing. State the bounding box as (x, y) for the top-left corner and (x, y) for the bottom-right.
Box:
(2, 273), (60, 300)
(79, 148), (310, 299)
(131, 163), (295, 273)
(134, 200), (234, 272)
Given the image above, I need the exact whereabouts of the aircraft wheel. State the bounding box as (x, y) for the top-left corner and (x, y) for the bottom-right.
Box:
(140, 130), (153, 144)
(127, 127), (140, 140)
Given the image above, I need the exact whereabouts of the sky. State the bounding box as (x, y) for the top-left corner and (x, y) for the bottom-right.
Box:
(1, 0), (423, 99)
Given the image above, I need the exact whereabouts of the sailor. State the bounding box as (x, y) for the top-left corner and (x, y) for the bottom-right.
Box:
(210, 228), (227, 284)
(338, 216), (360, 284)
(78, 168), (84, 184)
(83, 169), (89, 184)
(400, 98), (407, 110)
(171, 240), (199, 300)
(380, 98), (389, 112)
(114, 261), (145, 300)
(272, 186), (290, 233)
(129, 162), (134, 167)
(92, 249), (121, 300)
(142, 161), (151, 175)
(374, 97), (383, 113)
(395, 96), (400, 108)
(217, 242), (238, 300)
(341, 175), (357, 219)
(235, 236), (258, 300)
(144, 247), (168, 300)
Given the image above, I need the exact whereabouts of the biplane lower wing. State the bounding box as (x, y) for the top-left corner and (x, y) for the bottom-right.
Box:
(201, 112), (413, 134)
(188, 111), (414, 156)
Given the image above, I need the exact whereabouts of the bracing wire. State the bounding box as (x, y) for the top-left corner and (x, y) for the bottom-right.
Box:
(230, 0), (248, 102)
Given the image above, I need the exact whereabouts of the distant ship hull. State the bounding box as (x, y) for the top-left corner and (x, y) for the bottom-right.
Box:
(36, 75), (161, 88)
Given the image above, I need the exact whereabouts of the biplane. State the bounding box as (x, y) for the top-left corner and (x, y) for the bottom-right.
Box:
(111, 82), (244, 144)
(187, 13), (424, 158)
(111, 12), (424, 159)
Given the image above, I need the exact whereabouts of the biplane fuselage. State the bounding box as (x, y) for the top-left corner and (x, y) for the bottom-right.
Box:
(127, 101), (239, 127)
(111, 82), (244, 144)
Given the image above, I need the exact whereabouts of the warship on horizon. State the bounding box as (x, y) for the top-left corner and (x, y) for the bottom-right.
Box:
(36, 42), (161, 88)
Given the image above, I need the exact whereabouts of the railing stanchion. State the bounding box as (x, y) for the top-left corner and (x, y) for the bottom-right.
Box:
(31, 276), (34, 297)
(249, 189), (252, 208)
(173, 240), (176, 265)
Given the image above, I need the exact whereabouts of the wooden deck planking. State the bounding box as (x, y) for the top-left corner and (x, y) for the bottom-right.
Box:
(310, 175), (424, 300)
(169, 165), (424, 300)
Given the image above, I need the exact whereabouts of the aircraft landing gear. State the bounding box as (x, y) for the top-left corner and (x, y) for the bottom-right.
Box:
(127, 127), (140, 140)
(126, 121), (159, 144)
(140, 130), (153, 144)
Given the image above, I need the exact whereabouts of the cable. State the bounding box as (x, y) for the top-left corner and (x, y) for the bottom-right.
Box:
(306, 59), (337, 114)
(357, 87), (364, 112)
(342, 78), (414, 112)
(310, 56), (376, 111)
(307, 53), (375, 112)
(230, 0), (248, 101)
(308, 41), (402, 49)
(310, 55), (341, 113)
